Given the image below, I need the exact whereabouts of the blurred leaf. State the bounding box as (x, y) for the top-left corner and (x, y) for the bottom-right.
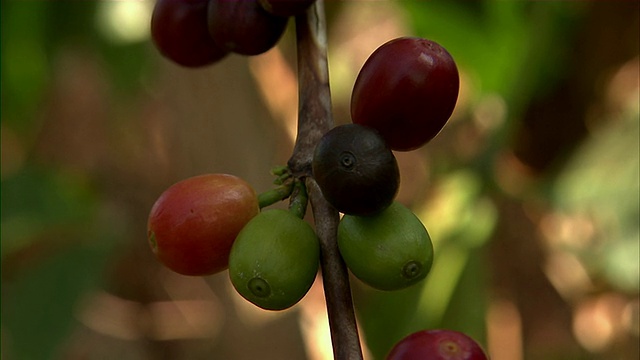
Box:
(417, 170), (482, 244)
(353, 282), (424, 359)
(1, 0), (151, 141)
(2, 239), (114, 360)
(1, 166), (117, 359)
(412, 243), (469, 328)
(439, 246), (489, 346)
(554, 115), (639, 220)
(397, 243), (489, 353)
(1, 167), (96, 259)
(401, 0), (587, 120)
(553, 110), (640, 292)
(1, 0), (50, 134)
(417, 170), (497, 250)
(601, 237), (640, 292)
(2, 1), (149, 357)
(401, 0), (528, 95)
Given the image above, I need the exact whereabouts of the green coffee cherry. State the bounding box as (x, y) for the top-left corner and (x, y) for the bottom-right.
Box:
(338, 202), (433, 291)
(229, 209), (319, 310)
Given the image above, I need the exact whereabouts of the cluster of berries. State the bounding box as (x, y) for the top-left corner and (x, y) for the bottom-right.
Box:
(148, 1), (488, 358)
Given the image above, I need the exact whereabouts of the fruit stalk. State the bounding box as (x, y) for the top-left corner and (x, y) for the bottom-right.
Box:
(287, 1), (332, 175)
(287, 2), (364, 359)
(306, 179), (363, 360)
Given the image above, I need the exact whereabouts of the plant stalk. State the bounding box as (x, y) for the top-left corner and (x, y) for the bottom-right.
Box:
(287, 2), (364, 359)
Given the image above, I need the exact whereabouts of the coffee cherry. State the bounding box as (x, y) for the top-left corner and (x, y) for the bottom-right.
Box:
(387, 329), (489, 360)
(259, 0), (316, 17)
(207, 0), (288, 56)
(229, 209), (320, 310)
(338, 202), (433, 291)
(312, 124), (400, 216)
(151, 0), (228, 67)
(147, 174), (259, 276)
(351, 37), (459, 151)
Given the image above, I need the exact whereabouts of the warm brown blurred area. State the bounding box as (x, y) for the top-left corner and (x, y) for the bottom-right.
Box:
(1, 1), (638, 360)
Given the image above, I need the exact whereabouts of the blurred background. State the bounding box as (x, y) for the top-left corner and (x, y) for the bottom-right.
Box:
(2, 1), (638, 359)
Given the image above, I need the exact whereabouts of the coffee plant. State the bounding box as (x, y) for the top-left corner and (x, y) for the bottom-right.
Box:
(147, 0), (487, 359)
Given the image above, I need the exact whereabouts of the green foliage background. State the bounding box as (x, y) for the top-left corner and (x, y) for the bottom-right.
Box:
(1, 1), (638, 359)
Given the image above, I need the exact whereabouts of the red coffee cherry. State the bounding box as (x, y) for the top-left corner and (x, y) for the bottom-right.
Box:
(387, 329), (489, 360)
(147, 174), (259, 276)
(351, 37), (459, 151)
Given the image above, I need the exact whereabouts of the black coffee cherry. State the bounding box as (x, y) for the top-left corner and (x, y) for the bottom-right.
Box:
(312, 124), (400, 216)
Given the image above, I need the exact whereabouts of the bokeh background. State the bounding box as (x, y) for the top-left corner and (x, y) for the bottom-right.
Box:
(2, 1), (638, 359)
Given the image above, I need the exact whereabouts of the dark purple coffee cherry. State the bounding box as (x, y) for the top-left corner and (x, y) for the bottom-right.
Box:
(312, 124), (400, 216)
(259, 0), (316, 17)
(207, 0), (288, 56)
(150, 0), (228, 67)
